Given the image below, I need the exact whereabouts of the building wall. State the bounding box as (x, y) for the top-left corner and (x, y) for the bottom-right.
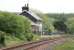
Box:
(31, 21), (42, 35)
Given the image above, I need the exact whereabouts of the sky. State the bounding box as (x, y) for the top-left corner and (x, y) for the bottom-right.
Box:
(0, 0), (74, 13)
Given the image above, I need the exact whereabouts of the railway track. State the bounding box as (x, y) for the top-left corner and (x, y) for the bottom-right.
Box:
(0, 37), (66, 50)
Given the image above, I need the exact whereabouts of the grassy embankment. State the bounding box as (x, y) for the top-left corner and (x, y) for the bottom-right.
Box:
(5, 34), (41, 47)
(53, 35), (74, 50)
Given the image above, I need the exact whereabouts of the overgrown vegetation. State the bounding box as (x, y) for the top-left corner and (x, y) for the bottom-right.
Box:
(53, 35), (74, 50)
(34, 11), (55, 34)
(35, 11), (74, 34)
(45, 13), (74, 34)
(53, 21), (68, 33)
(1, 10), (74, 47)
(0, 11), (34, 46)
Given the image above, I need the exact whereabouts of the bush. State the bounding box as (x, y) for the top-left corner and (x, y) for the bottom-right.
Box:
(53, 21), (68, 33)
(0, 31), (5, 47)
(0, 11), (32, 40)
(25, 33), (34, 41)
(66, 17), (74, 33)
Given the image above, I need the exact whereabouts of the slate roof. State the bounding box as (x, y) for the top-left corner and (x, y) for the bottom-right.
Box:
(27, 11), (42, 21)
(20, 10), (42, 23)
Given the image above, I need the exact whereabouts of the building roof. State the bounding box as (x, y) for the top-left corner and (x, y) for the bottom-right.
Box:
(27, 10), (42, 21)
(20, 3), (42, 23)
(20, 10), (42, 22)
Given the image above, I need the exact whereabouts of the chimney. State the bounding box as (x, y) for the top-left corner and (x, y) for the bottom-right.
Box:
(22, 3), (29, 12)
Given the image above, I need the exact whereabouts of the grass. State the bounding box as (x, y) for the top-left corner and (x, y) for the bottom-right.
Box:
(5, 35), (60, 47)
(5, 35), (26, 47)
(53, 35), (74, 50)
(4, 34), (41, 47)
(4, 34), (65, 48)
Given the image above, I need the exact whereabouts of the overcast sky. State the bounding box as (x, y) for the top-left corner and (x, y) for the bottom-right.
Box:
(0, 0), (74, 13)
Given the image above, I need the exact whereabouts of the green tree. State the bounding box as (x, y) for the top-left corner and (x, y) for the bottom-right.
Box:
(0, 11), (33, 40)
(53, 21), (68, 33)
(66, 17), (74, 33)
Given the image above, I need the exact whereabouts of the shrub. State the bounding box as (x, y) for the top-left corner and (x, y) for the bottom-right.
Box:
(25, 33), (34, 41)
(0, 31), (5, 47)
(0, 11), (32, 40)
